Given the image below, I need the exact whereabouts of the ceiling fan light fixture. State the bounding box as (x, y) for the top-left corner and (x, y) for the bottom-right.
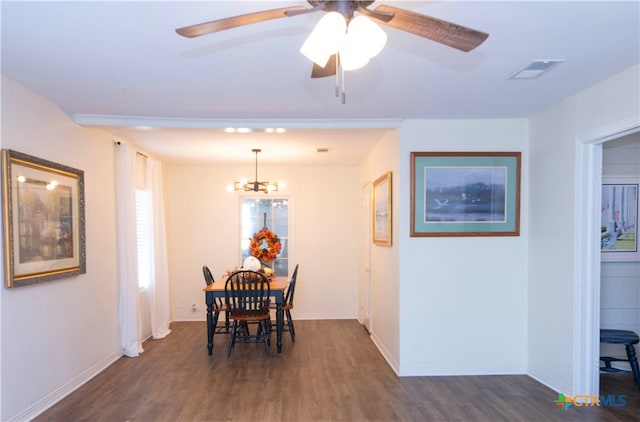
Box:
(339, 16), (387, 71)
(346, 16), (387, 59)
(339, 37), (370, 71)
(176, 1), (490, 104)
(300, 11), (346, 67)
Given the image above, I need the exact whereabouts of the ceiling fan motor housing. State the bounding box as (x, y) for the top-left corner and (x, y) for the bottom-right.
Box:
(308, 0), (375, 19)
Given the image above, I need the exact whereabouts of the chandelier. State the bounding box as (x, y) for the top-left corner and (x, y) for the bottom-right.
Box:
(227, 149), (284, 194)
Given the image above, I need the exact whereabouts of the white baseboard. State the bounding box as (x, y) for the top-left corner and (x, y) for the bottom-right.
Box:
(171, 313), (358, 322)
(9, 350), (122, 422)
(399, 363), (525, 376)
(370, 331), (400, 375)
(528, 367), (571, 395)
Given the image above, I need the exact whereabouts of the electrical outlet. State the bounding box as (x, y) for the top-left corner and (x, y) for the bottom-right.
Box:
(191, 303), (197, 312)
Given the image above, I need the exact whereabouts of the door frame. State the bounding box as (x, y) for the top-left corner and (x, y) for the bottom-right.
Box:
(574, 115), (639, 396)
(359, 181), (372, 332)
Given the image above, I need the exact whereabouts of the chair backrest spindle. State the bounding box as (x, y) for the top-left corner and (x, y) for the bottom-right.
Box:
(225, 270), (271, 317)
(284, 264), (299, 307)
(202, 265), (214, 286)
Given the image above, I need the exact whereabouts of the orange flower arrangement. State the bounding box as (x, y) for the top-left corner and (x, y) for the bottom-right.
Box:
(249, 228), (282, 263)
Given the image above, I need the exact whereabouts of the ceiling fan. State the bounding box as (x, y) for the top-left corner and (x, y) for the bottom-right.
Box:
(176, 0), (489, 79)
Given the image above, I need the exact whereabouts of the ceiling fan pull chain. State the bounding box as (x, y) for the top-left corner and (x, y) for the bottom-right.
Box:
(335, 55), (340, 98)
(341, 63), (346, 104)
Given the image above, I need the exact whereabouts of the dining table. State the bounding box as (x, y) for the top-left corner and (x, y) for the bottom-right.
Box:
(203, 275), (288, 355)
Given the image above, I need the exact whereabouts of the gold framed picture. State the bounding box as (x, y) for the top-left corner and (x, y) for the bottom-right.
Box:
(2, 149), (86, 287)
(372, 171), (392, 246)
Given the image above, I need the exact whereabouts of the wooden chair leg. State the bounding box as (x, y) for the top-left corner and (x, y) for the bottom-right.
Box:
(286, 310), (295, 342)
(261, 320), (270, 357)
(227, 321), (238, 358)
(239, 321), (250, 339)
(212, 311), (220, 334)
(625, 344), (640, 390)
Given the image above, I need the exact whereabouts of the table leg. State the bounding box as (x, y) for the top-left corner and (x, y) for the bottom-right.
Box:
(276, 304), (284, 353)
(206, 302), (213, 355)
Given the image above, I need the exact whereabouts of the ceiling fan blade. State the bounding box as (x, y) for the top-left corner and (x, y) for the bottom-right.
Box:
(176, 6), (306, 38)
(311, 54), (337, 78)
(372, 5), (489, 52)
(285, 3), (327, 17)
(355, 4), (393, 22)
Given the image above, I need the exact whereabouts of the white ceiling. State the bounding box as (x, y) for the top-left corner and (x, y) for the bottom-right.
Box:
(2, 1), (639, 165)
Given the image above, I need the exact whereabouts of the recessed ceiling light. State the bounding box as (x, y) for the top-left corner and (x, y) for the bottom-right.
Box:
(509, 59), (564, 79)
(224, 127), (253, 133)
(264, 128), (286, 134)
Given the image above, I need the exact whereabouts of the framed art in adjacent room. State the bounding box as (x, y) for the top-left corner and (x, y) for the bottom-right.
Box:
(601, 176), (639, 262)
(2, 149), (86, 287)
(372, 171), (392, 246)
(410, 152), (521, 237)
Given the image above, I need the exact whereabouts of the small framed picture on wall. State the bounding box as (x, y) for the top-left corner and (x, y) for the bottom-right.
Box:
(601, 176), (639, 262)
(372, 171), (392, 246)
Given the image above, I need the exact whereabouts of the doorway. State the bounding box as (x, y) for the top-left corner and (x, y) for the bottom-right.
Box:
(576, 117), (639, 397)
(359, 181), (372, 333)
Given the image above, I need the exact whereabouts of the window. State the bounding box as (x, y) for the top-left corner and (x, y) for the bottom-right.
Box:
(241, 198), (289, 277)
(136, 189), (151, 289)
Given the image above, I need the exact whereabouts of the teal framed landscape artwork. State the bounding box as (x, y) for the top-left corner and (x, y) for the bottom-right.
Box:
(410, 152), (521, 237)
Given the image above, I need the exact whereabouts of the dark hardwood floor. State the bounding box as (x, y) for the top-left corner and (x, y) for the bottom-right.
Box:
(35, 320), (639, 421)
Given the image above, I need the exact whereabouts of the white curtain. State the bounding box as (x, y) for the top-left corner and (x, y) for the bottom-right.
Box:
(115, 143), (143, 357)
(148, 158), (171, 339)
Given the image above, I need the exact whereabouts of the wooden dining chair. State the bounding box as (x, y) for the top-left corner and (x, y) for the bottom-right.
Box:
(202, 265), (229, 333)
(224, 270), (272, 357)
(271, 264), (298, 342)
(600, 329), (640, 390)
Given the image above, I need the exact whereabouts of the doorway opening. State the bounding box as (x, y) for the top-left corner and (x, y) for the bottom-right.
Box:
(575, 116), (639, 397)
(359, 181), (372, 333)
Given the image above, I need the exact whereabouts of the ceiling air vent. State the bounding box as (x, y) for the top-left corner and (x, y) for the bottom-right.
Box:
(509, 59), (564, 79)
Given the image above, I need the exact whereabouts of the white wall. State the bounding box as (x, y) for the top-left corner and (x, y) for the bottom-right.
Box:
(0, 76), (120, 421)
(2, 64), (638, 422)
(528, 65), (640, 394)
(358, 131), (401, 371)
(165, 164), (360, 322)
(397, 119), (529, 375)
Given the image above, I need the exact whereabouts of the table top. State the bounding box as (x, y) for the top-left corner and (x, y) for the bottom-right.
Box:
(202, 275), (287, 292)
